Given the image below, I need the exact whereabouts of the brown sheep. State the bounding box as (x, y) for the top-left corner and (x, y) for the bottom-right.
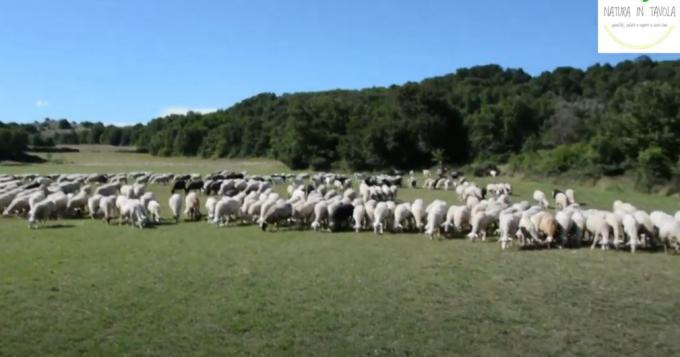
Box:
(537, 212), (558, 246)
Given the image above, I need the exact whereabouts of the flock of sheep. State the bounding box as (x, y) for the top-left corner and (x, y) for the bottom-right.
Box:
(1, 170), (680, 253)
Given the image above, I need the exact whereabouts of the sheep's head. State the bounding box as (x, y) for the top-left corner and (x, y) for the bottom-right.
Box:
(260, 222), (268, 231)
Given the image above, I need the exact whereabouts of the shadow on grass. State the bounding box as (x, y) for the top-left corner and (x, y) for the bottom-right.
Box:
(41, 224), (76, 229)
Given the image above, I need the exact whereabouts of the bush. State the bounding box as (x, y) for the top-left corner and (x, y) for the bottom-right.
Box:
(508, 143), (598, 178)
(636, 146), (672, 192)
(470, 161), (500, 177)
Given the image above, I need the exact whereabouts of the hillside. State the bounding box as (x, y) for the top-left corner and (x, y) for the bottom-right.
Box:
(2, 57), (680, 190)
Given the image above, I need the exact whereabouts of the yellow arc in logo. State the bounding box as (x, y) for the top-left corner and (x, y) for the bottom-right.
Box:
(604, 24), (675, 49)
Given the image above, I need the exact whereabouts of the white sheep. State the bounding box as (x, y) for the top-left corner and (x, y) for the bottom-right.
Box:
(292, 200), (315, 225)
(95, 182), (120, 197)
(213, 197), (242, 227)
(467, 210), (496, 241)
(372, 202), (390, 235)
(622, 214), (640, 253)
(515, 206), (542, 246)
(585, 210), (612, 250)
(168, 193), (183, 223)
(311, 200), (328, 231)
(260, 202), (293, 231)
(651, 211), (680, 252)
(119, 199), (148, 228)
(352, 204), (366, 232)
(205, 196), (217, 220)
(147, 200), (162, 224)
(565, 189), (576, 205)
(499, 211), (521, 249)
(184, 192), (201, 221)
(554, 191), (568, 211)
(424, 201), (447, 240)
(442, 205), (470, 235)
(28, 199), (55, 229)
(100, 195), (118, 223)
(411, 199), (426, 232)
(555, 210), (574, 247)
(66, 189), (89, 216)
(87, 194), (103, 219)
(140, 192), (155, 209)
(533, 190), (549, 208)
(393, 203), (413, 232)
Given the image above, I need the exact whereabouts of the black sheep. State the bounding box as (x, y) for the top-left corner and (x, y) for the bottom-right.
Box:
(170, 180), (186, 194)
(184, 180), (204, 194)
(329, 203), (354, 232)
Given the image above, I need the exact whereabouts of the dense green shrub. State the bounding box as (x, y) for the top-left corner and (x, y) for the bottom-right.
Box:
(636, 146), (673, 191)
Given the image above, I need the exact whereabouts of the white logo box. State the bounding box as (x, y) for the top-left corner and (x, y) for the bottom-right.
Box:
(598, 0), (680, 53)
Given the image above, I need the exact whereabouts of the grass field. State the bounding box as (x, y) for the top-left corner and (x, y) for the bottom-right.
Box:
(2, 146), (680, 356)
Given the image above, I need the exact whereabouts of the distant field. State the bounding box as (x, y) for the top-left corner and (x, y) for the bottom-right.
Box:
(1, 145), (680, 356)
(1, 145), (289, 176)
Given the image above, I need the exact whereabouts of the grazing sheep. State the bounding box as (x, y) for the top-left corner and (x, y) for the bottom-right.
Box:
(66, 189), (89, 217)
(535, 212), (558, 246)
(260, 202), (293, 231)
(259, 194), (281, 224)
(622, 214), (641, 253)
(533, 190), (549, 208)
(553, 190), (568, 211)
(291, 200), (315, 226)
(213, 197), (242, 227)
(132, 183), (146, 199)
(95, 182), (121, 197)
(205, 197), (217, 220)
(570, 209), (586, 247)
(613, 200), (637, 214)
(372, 202), (390, 235)
(499, 211), (521, 250)
(329, 203), (354, 232)
(424, 201), (447, 240)
(586, 210), (612, 250)
(658, 220), (680, 253)
(467, 210), (496, 241)
(168, 193), (183, 223)
(28, 190), (47, 211)
(651, 211), (680, 252)
(140, 192), (155, 209)
(443, 205), (471, 235)
(565, 189), (576, 205)
(311, 200), (328, 231)
(516, 209), (539, 246)
(47, 192), (68, 218)
(393, 203), (413, 232)
(352, 204), (367, 232)
(605, 212), (624, 248)
(28, 199), (55, 229)
(100, 195), (118, 223)
(411, 199), (426, 232)
(555, 211), (573, 247)
(119, 199), (148, 228)
(87, 194), (103, 219)
(3, 194), (32, 217)
(184, 192), (201, 221)
(147, 200), (162, 224)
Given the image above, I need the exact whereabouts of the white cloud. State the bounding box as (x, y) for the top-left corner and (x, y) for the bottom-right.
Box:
(160, 106), (217, 116)
(35, 99), (48, 108)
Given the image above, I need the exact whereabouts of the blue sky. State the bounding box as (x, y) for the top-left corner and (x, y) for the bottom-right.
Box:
(0, 0), (678, 124)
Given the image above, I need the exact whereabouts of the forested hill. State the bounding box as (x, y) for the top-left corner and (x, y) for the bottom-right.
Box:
(2, 57), (679, 188)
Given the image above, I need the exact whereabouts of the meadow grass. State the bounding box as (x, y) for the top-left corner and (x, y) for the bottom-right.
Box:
(1, 146), (680, 356)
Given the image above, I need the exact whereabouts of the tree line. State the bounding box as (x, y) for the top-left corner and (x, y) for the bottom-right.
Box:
(3, 57), (679, 190)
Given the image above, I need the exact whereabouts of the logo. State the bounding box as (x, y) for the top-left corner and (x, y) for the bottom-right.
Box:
(598, 0), (680, 53)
